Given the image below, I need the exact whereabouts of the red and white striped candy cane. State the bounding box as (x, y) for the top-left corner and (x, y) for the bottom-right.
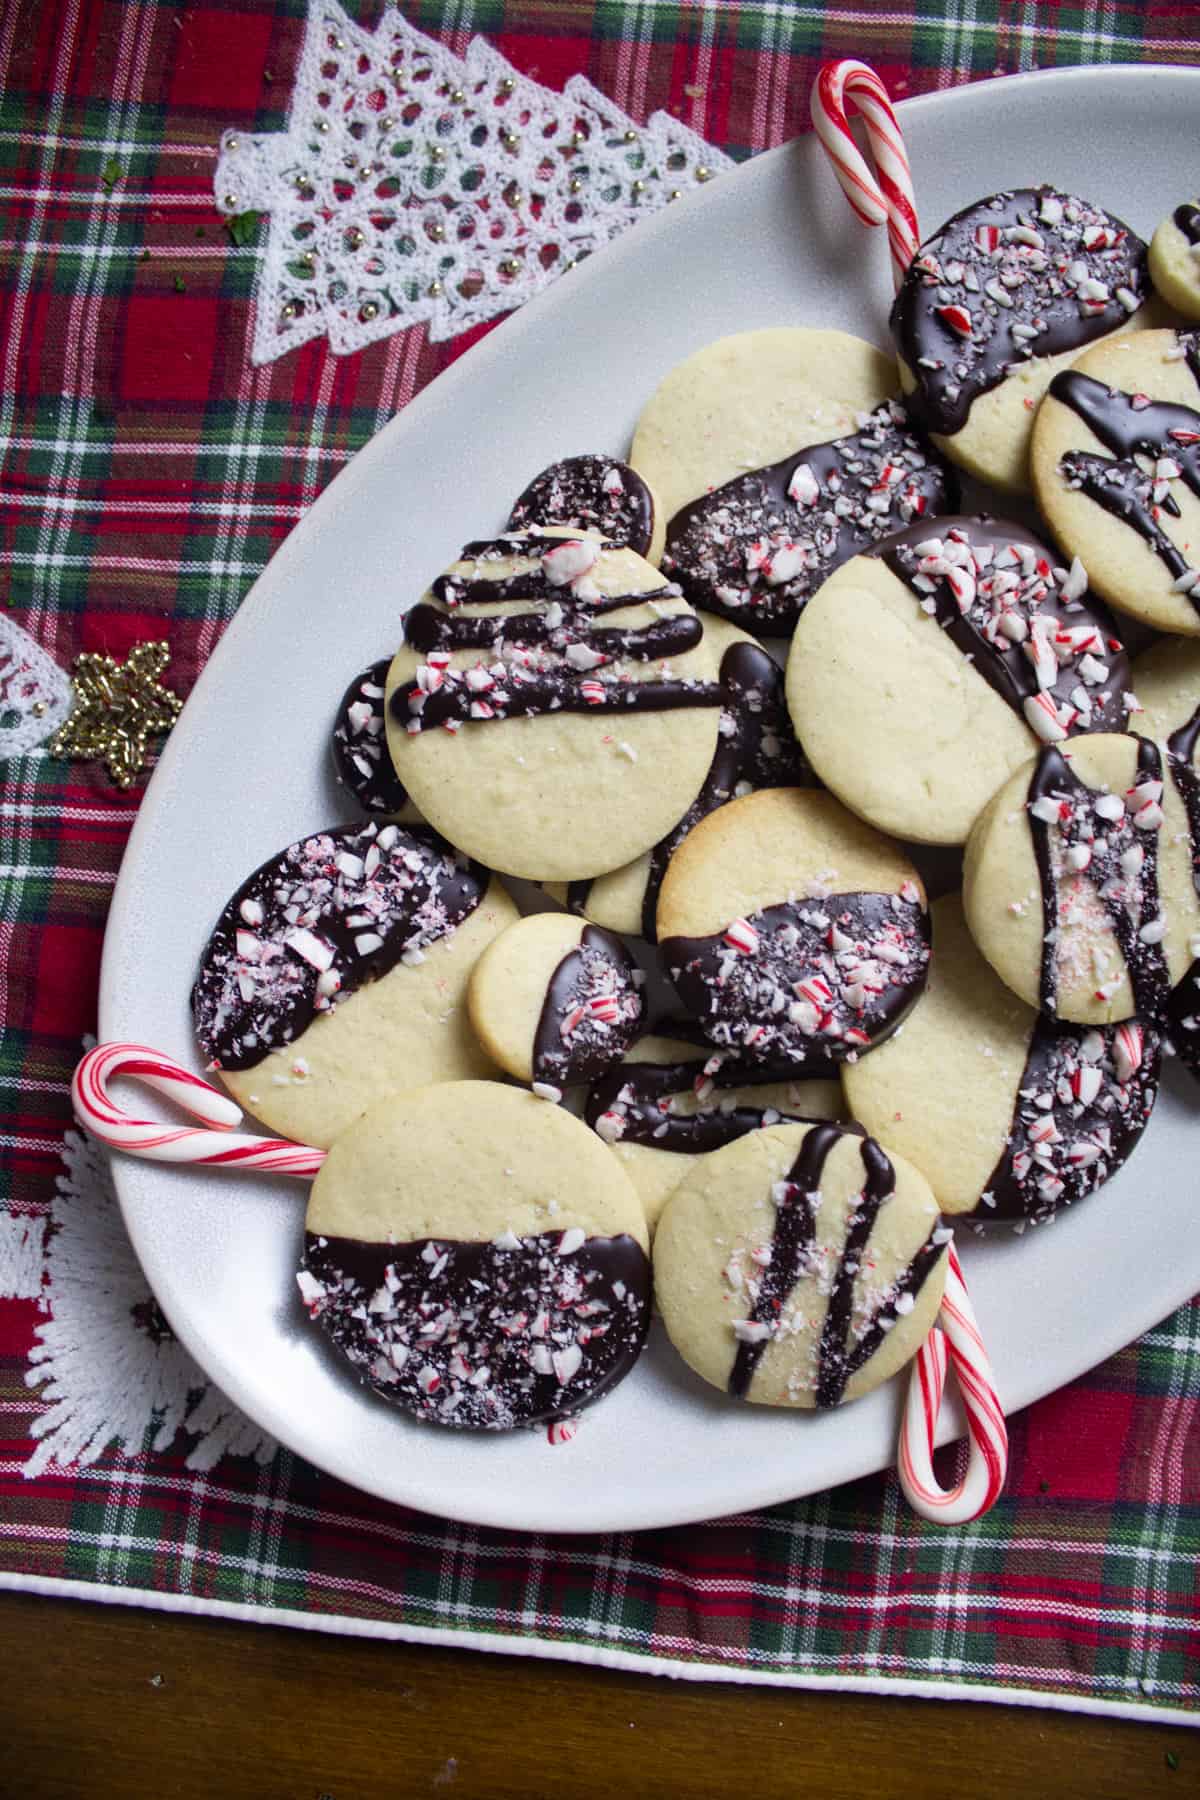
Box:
(72, 1042), (325, 1179)
(897, 1243), (1008, 1524)
(811, 59), (921, 291)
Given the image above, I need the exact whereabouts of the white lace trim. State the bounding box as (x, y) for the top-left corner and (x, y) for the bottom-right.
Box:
(0, 615), (73, 756)
(214, 0), (731, 363)
(0, 1212), (46, 1302)
(20, 1130), (276, 1478)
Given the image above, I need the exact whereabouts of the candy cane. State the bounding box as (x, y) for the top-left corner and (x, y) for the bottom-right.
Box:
(811, 60), (920, 291)
(72, 1042), (325, 1178)
(897, 1243), (1008, 1524)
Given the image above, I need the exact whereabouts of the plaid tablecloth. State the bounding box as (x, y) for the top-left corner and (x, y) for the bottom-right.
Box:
(2, 0), (1198, 1721)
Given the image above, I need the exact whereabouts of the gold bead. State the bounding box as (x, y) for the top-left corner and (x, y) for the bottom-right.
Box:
(569, 177), (582, 195)
(380, 116), (394, 131)
(283, 300), (301, 319)
(502, 131), (519, 149)
(347, 227), (364, 249)
(223, 192), (238, 209)
(501, 77), (515, 94)
(360, 300), (379, 321)
(428, 279), (443, 297)
(451, 88), (465, 103)
(430, 145), (445, 161)
(316, 118), (330, 133)
(623, 129), (637, 143)
(334, 36), (345, 49)
(669, 188), (682, 201)
(501, 257), (521, 275)
(508, 191), (521, 208)
(632, 179), (645, 194)
(571, 130), (585, 147)
(226, 136), (239, 151)
(32, 700), (46, 718)
(428, 222), (445, 241)
(696, 165), (711, 182)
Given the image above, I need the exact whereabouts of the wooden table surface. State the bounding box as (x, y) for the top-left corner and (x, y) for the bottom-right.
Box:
(1, 1590), (1191, 1797)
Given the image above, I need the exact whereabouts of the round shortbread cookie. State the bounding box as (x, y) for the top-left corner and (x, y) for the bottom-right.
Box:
(385, 529), (722, 882)
(299, 1081), (651, 1430)
(1133, 635), (1200, 744)
(191, 821), (518, 1148)
(332, 660), (419, 821)
(659, 397), (953, 635)
(656, 788), (930, 1071)
(506, 454), (664, 567)
(565, 616), (815, 940)
(585, 1033), (843, 1232)
(963, 732), (1200, 1026)
(654, 1121), (947, 1410)
(1148, 202), (1200, 323)
(467, 912), (643, 1092)
(843, 894), (1160, 1222)
(1031, 327), (1200, 635)
(627, 328), (898, 529)
(786, 517), (1132, 846)
(893, 185), (1153, 496)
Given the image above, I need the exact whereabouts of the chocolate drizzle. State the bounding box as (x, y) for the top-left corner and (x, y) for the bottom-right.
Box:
(1051, 337), (1200, 604)
(726, 1127), (945, 1408)
(892, 186), (1149, 436)
(566, 641), (814, 940)
(1173, 203), (1200, 247)
(299, 1228), (651, 1431)
(531, 925), (643, 1088)
(661, 401), (954, 632)
(982, 1017), (1160, 1223)
(332, 660), (408, 816)
(878, 516), (1129, 735)
(662, 891), (930, 1072)
(1165, 705), (1200, 1076)
(394, 534), (721, 734)
(585, 1045), (833, 1155)
(1026, 738), (1170, 1020)
(192, 822), (487, 1071)
(507, 456), (656, 558)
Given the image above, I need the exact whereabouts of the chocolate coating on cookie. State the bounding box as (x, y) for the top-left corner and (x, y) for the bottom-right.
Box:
(893, 187), (1149, 437)
(876, 515), (1131, 738)
(1164, 703), (1200, 1077)
(662, 400), (954, 632)
(396, 534), (721, 733)
(532, 925), (643, 1088)
(192, 822), (487, 1071)
(507, 457), (656, 558)
(724, 1126), (946, 1408)
(299, 1228), (651, 1430)
(661, 890), (930, 1072)
(332, 660), (408, 815)
(1027, 738), (1170, 1020)
(586, 1043), (831, 1155)
(1050, 332), (1200, 607)
(983, 1017), (1160, 1223)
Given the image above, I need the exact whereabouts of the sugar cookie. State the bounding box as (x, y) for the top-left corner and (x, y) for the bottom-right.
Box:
(585, 1032), (842, 1231)
(467, 912), (643, 1092)
(628, 327), (898, 526)
(786, 517), (1132, 845)
(660, 398), (953, 634)
(191, 821), (517, 1147)
(843, 895), (1160, 1222)
(656, 788), (930, 1070)
(385, 529), (722, 882)
(1148, 201), (1200, 322)
(506, 454), (663, 566)
(565, 617), (815, 939)
(1133, 638), (1200, 1082)
(893, 186), (1151, 495)
(654, 1121), (947, 1409)
(1031, 327), (1200, 635)
(299, 1082), (651, 1430)
(963, 733), (1199, 1026)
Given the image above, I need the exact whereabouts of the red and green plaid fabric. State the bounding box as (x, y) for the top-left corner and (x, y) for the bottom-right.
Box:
(2, 0), (1199, 1718)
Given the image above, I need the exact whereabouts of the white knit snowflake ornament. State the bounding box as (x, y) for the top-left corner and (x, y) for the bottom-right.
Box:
(214, 0), (731, 362)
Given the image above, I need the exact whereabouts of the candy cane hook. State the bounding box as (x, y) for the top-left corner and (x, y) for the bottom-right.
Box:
(897, 1244), (1008, 1524)
(72, 1042), (325, 1179)
(811, 60), (921, 291)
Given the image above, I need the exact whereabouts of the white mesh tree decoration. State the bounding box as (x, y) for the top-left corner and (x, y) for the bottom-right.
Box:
(214, 1), (732, 363)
